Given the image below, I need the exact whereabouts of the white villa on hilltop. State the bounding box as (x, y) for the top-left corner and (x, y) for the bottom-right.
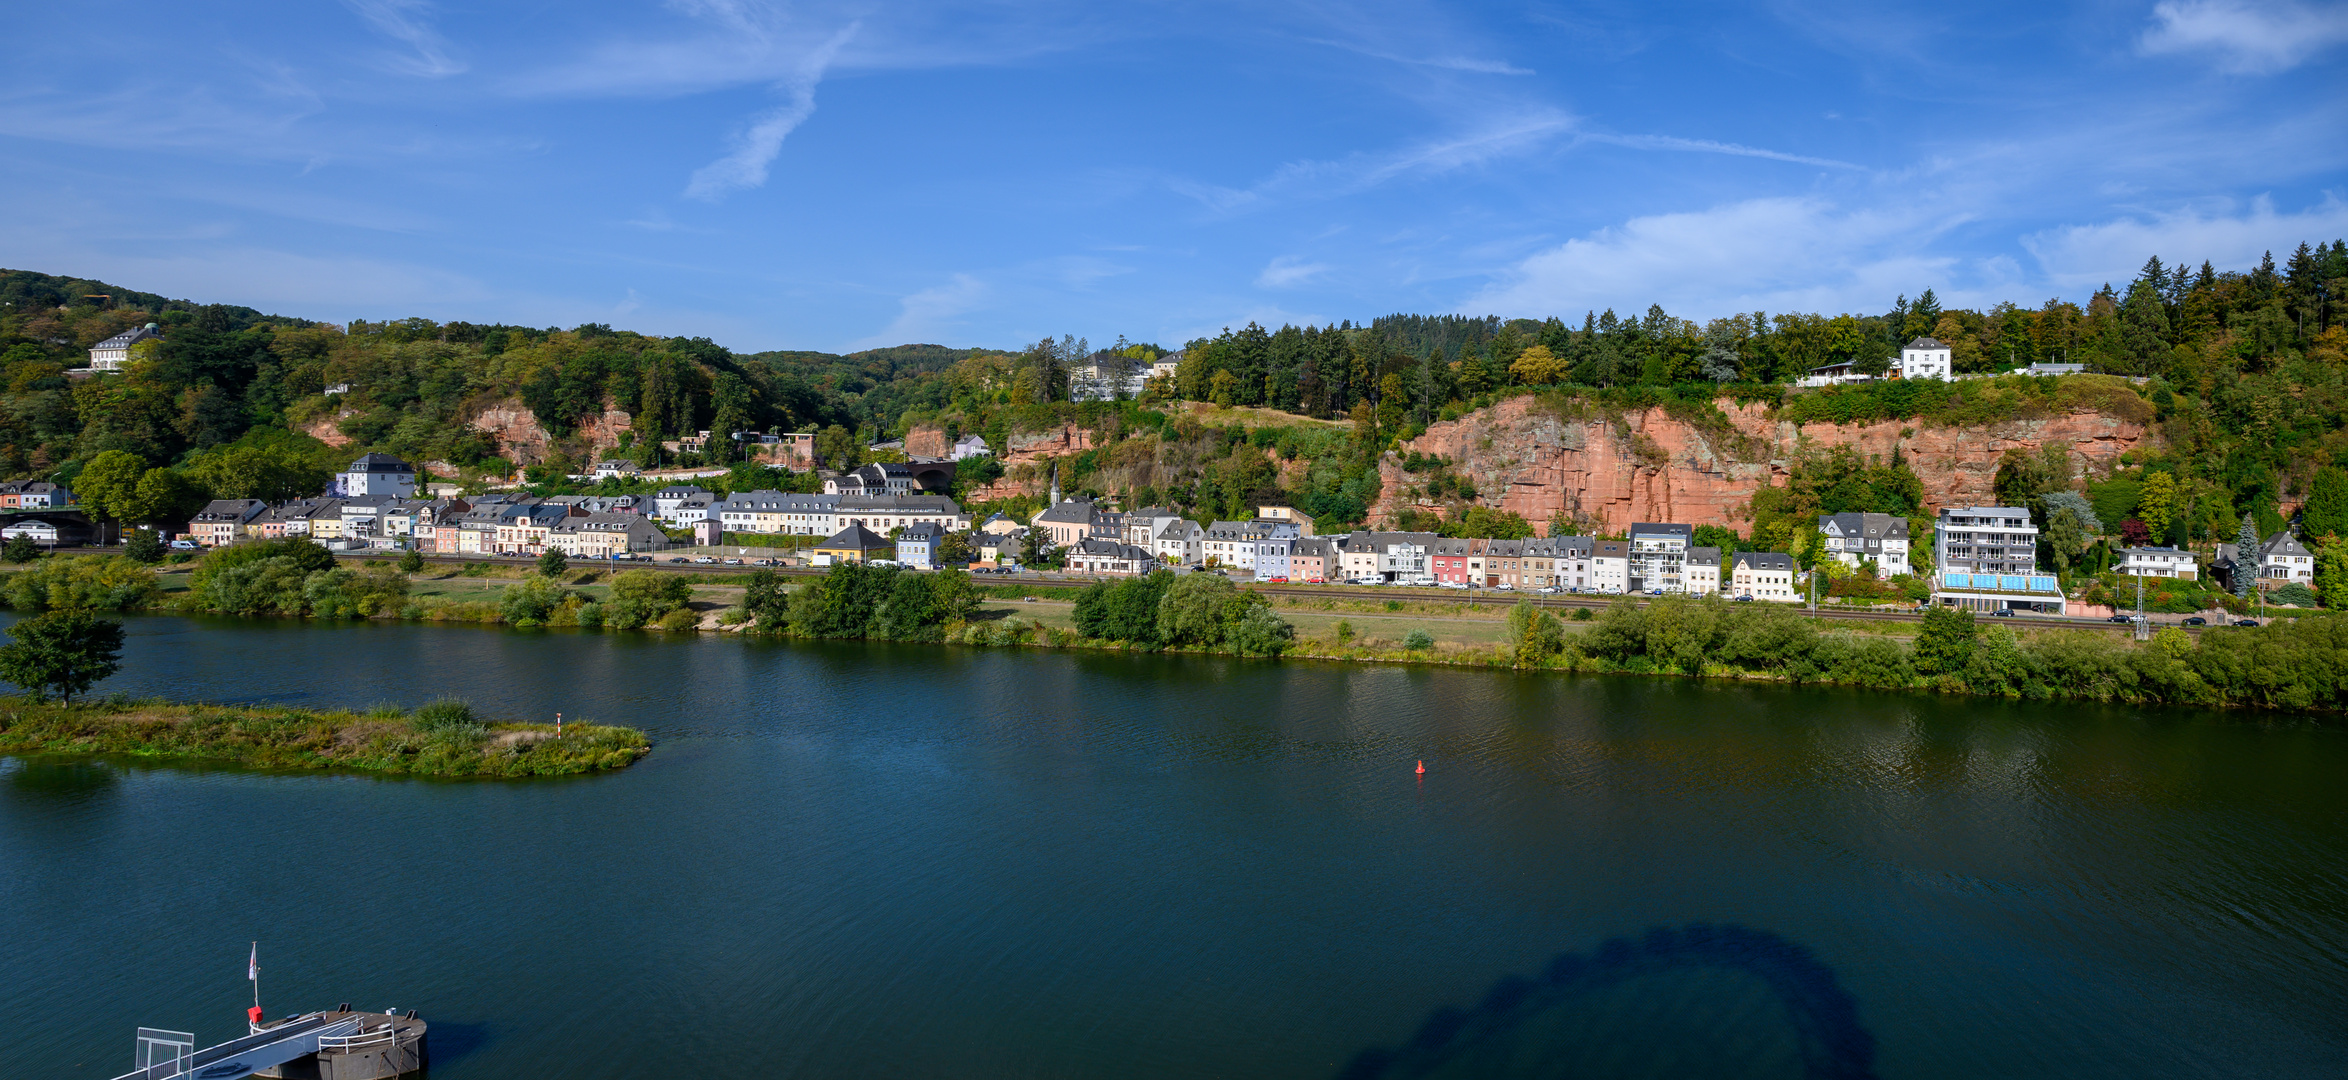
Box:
(1798, 336), (1954, 387)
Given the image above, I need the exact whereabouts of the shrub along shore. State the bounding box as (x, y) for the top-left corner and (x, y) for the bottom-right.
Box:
(4, 548), (2345, 716)
(0, 696), (649, 777)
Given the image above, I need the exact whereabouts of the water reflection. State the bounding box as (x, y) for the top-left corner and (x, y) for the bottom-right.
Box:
(1338, 925), (1875, 1080)
(3, 758), (120, 804)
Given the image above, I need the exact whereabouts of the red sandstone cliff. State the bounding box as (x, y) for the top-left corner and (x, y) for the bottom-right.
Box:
(1370, 396), (2151, 535)
(466, 397), (634, 465)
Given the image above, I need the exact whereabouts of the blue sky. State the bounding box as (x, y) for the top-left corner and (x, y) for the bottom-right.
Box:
(5, 1), (2345, 353)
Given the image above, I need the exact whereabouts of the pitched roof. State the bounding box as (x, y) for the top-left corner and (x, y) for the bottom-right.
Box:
(1819, 511), (1909, 539)
(2260, 531), (2310, 558)
(1735, 551), (1795, 571)
(94, 326), (160, 349)
(347, 452), (412, 472)
(816, 524), (894, 551)
(1034, 500), (1097, 524)
(1905, 336), (1948, 349)
(1686, 545), (1722, 565)
(836, 494), (958, 512)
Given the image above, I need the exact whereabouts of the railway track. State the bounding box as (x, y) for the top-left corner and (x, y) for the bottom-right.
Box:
(306, 551), (2181, 634)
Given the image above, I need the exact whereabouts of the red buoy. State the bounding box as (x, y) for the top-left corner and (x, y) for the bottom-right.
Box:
(1416, 760), (1426, 775)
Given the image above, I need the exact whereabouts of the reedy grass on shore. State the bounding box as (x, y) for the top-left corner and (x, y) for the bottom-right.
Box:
(0, 696), (649, 776)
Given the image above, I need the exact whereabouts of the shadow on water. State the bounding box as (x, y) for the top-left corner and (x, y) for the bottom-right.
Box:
(3, 758), (121, 803)
(417, 1018), (491, 1074)
(1336, 925), (1876, 1080)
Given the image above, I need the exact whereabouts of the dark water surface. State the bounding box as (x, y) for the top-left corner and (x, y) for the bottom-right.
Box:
(4, 616), (2345, 1078)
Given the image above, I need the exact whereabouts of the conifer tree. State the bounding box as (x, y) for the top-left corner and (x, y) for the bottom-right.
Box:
(2235, 513), (2259, 599)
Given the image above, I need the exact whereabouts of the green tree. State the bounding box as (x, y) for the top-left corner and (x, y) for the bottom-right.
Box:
(398, 548), (425, 573)
(132, 468), (210, 529)
(2044, 509), (2087, 572)
(1073, 572), (1172, 645)
(2235, 513), (2259, 599)
(1403, 628), (1435, 650)
(187, 444), (330, 503)
(740, 568), (790, 629)
(1912, 605), (1977, 675)
(124, 528), (164, 564)
(607, 568), (692, 628)
(1156, 572), (1236, 646)
(3, 533), (39, 563)
(2313, 536), (2348, 610)
(537, 548), (568, 578)
(816, 424), (859, 469)
(74, 450), (149, 524)
(2304, 467), (2348, 540)
(0, 610), (126, 702)
(2137, 471), (2178, 541)
(500, 574), (570, 625)
(1508, 599), (1564, 666)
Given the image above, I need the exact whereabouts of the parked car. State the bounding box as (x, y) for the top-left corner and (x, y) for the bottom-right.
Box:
(1992, 609), (2014, 617)
(1733, 595), (1755, 602)
(2107, 615), (2133, 623)
(2235, 618), (2261, 627)
(168, 539), (201, 550)
(2182, 616), (2207, 626)
(1648, 588), (1665, 596)
(694, 557), (717, 564)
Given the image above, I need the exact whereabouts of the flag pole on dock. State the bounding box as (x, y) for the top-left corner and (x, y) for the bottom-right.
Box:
(249, 941), (260, 1015)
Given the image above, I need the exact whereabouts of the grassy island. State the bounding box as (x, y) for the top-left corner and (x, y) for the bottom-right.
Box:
(0, 696), (648, 777)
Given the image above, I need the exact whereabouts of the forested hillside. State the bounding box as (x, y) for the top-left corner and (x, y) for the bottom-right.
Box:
(3, 238), (2343, 548)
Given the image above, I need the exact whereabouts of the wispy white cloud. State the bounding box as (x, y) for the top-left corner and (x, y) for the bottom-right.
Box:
(342, 0), (467, 77)
(1582, 133), (1862, 171)
(1171, 108), (1579, 216)
(1306, 38), (1532, 75)
(685, 23), (858, 201)
(2139, 0), (2348, 74)
(848, 273), (990, 350)
(1169, 110), (1860, 221)
(1256, 256), (1332, 288)
(2023, 193), (2348, 288)
(1465, 196), (1967, 319)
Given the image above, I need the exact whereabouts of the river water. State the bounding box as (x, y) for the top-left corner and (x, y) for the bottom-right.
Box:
(3, 616), (2344, 1078)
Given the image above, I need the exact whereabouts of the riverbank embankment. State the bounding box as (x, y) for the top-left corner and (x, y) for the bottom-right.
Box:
(0, 696), (648, 776)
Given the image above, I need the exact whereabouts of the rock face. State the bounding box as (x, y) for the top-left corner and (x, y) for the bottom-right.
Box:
(467, 397), (633, 465)
(1370, 396), (2152, 535)
(303, 412), (355, 449)
(1006, 424), (1100, 457)
(905, 425), (952, 459)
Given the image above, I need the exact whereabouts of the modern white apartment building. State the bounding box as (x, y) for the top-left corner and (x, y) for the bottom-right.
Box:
(1628, 522), (1692, 592)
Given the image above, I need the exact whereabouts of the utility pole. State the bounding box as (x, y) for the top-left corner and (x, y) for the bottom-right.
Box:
(2134, 574), (2149, 641)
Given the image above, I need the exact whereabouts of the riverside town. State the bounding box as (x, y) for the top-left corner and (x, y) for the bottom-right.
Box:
(8, 6), (2348, 1074)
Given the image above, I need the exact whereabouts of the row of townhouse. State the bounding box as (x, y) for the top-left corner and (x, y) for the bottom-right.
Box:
(0, 480), (70, 510)
(715, 491), (972, 537)
(189, 493), (666, 556)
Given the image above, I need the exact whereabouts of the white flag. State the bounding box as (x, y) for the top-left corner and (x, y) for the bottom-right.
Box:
(248, 943), (258, 982)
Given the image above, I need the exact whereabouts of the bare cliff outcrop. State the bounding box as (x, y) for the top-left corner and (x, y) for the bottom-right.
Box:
(1371, 395), (2151, 534)
(467, 398), (634, 466)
